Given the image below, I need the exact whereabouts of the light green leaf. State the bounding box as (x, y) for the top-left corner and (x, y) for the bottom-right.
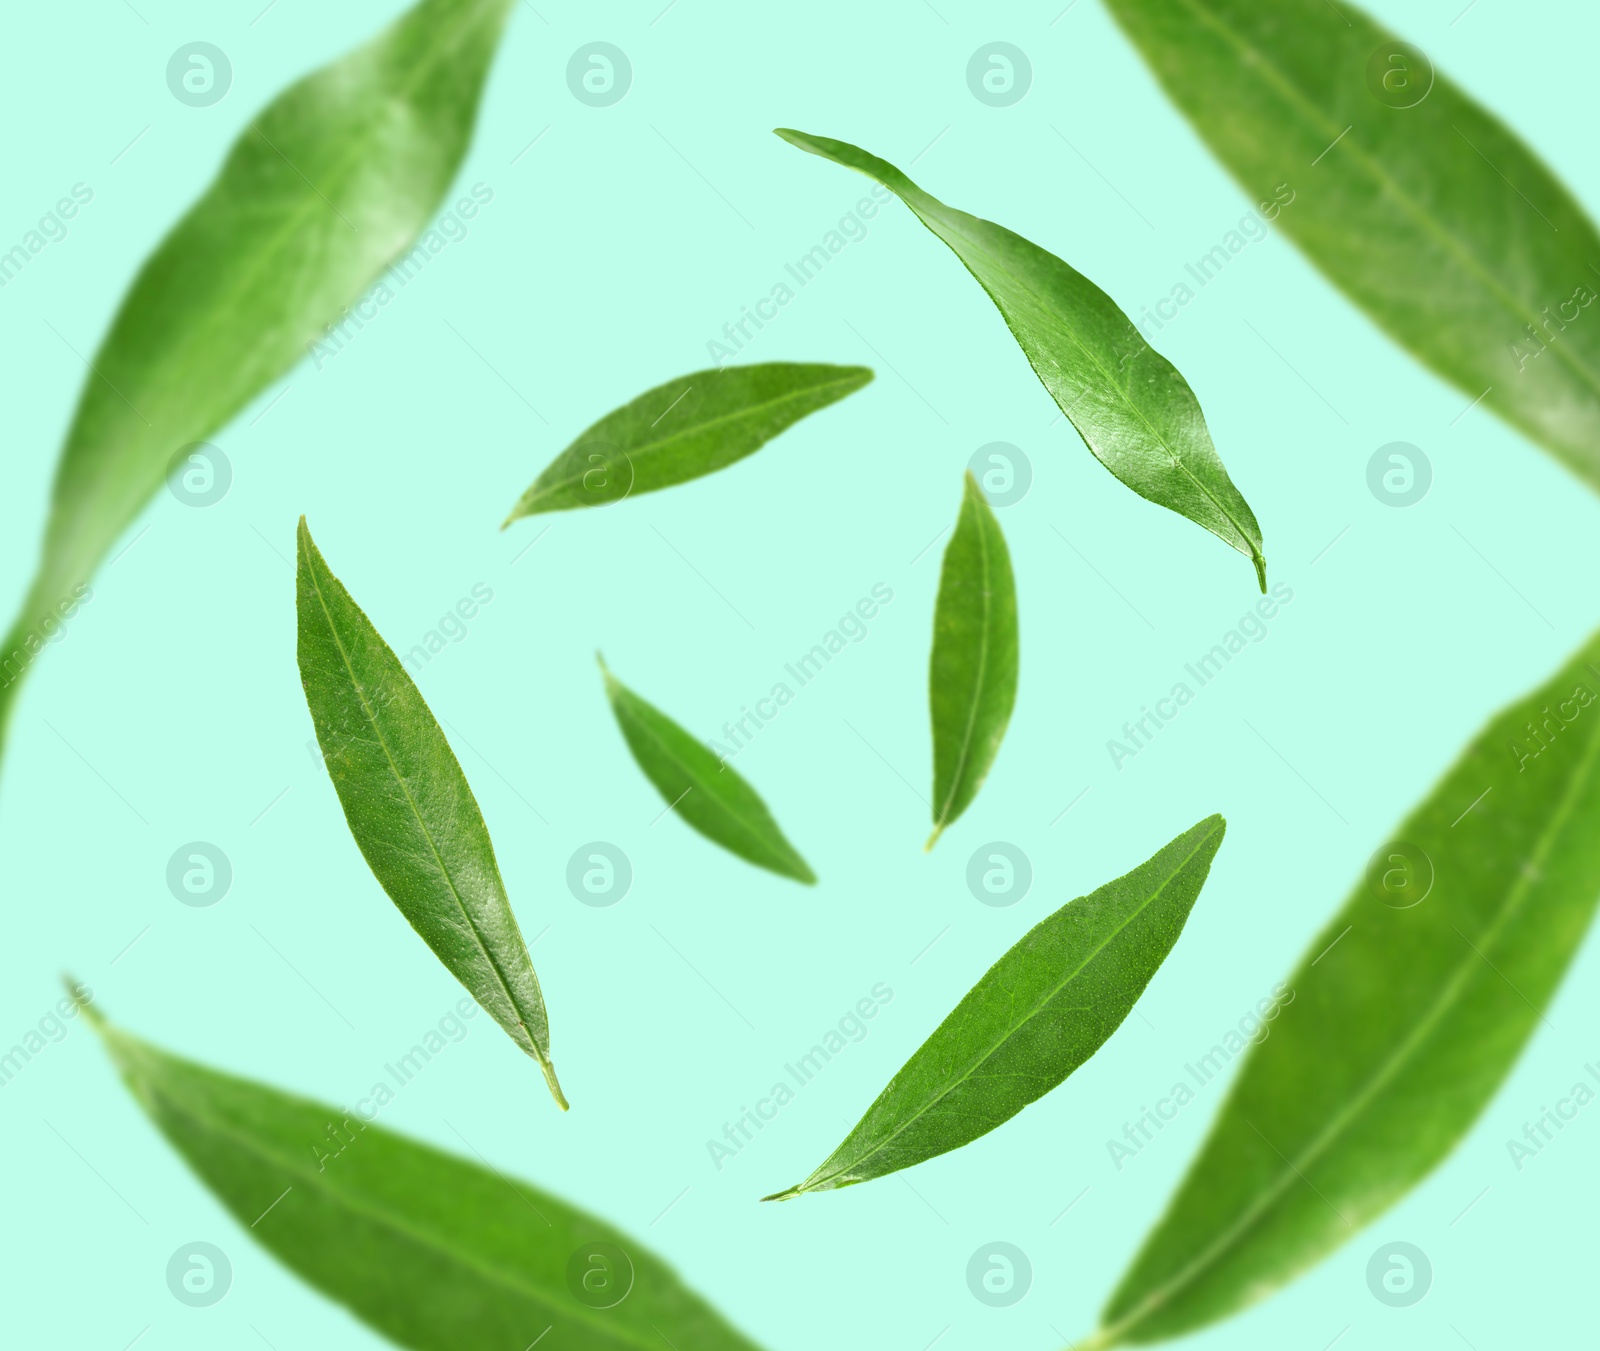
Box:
(297, 518), (564, 1109)
(0, 0), (513, 756)
(505, 362), (873, 523)
(775, 128), (1266, 590)
(1086, 630), (1600, 1345)
(87, 1005), (766, 1351)
(1103, 0), (1600, 493)
(764, 817), (1224, 1199)
(600, 657), (815, 884)
(927, 472), (1019, 850)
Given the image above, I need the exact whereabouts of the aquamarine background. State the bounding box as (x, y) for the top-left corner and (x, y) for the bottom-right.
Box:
(1, 2), (1595, 1348)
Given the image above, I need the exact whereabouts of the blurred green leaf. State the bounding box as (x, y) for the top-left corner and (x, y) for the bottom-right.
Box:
(601, 657), (816, 884)
(1089, 630), (1600, 1344)
(0, 0), (513, 758)
(90, 1007), (765, 1351)
(1105, 0), (1600, 490)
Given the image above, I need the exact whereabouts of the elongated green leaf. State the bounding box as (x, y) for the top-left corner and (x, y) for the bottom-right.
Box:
(927, 472), (1019, 850)
(297, 519), (564, 1108)
(600, 657), (815, 884)
(0, 0), (513, 756)
(1088, 631), (1600, 1346)
(765, 817), (1224, 1199)
(775, 129), (1266, 590)
(1103, 0), (1600, 493)
(504, 362), (873, 523)
(87, 1007), (765, 1351)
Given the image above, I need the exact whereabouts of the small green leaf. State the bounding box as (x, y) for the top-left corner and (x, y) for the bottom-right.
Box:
(0, 0), (514, 757)
(764, 817), (1224, 1199)
(927, 472), (1019, 850)
(505, 362), (873, 523)
(1103, 0), (1600, 495)
(296, 518), (564, 1109)
(775, 128), (1266, 590)
(1090, 630), (1600, 1345)
(600, 657), (815, 884)
(86, 1006), (767, 1351)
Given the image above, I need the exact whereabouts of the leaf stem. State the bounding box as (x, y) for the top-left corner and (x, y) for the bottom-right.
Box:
(539, 1057), (570, 1112)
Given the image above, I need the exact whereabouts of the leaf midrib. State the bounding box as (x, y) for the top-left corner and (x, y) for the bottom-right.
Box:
(521, 372), (866, 511)
(303, 541), (545, 1062)
(1098, 703), (1600, 1344)
(127, 1063), (675, 1351)
(1167, 0), (1600, 410)
(805, 822), (1220, 1191)
(933, 489), (995, 828)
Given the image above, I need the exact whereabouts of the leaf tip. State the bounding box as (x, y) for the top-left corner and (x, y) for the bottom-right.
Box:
(60, 973), (101, 1030)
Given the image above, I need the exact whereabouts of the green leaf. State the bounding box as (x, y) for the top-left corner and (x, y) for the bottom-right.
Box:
(504, 362), (873, 523)
(600, 656), (815, 884)
(774, 128), (1266, 591)
(296, 518), (564, 1109)
(764, 817), (1225, 1200)
(927, 472), (1019, 850)
(86, 1005), (766, 1351)
(1103, 0), (1600, 494)
(1088, 631), (1600, 1346)
(0, 0), (513, 755)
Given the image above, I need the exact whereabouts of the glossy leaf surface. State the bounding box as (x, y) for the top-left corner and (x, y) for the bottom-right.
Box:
(775, 128), (1266, 589)
(601, 658), (815, 884)
(765, 817), (1224, 1199)
(505, 363), (872, 522)
(1104, 0), (1600, 493)
(1095, 630), (1600, 1344)
(0, 0), (513, 752)
(927, 472), (1019, 850)
(297, 518), (564, 1108)
(91, 1010), (765, 1351)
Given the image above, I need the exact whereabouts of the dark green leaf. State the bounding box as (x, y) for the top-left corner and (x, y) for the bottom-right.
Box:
(764, 817), (1224, 1199)
(0, 0), (513, 755)
(600, 657), (815, 884)
(775, 128), (1266, 590)
(1103, 0), (1600, 493)
(504, 362), (872, 523)
(87, 1006), (765, 1351)
(1091, 631), (1600, 1345)
(297, 518), (564, 1109)
(927, 472), (1018, 850)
